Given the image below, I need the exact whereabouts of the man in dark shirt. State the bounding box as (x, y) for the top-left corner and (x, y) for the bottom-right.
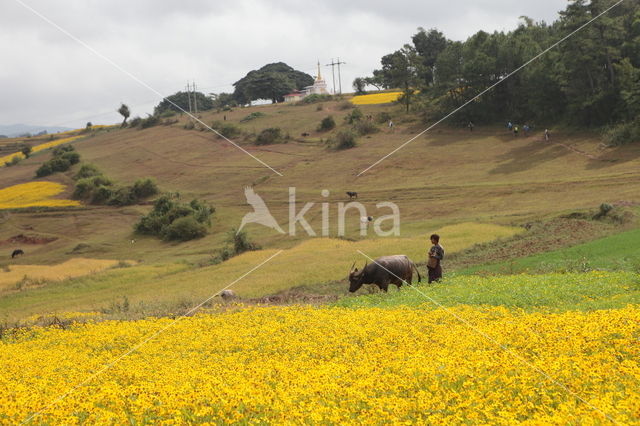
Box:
(427, 234), (444, 283)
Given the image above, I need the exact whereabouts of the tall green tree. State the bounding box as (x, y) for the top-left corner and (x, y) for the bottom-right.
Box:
(154, 92), (214, 115)
(232, 62), (313, 104)
(412, 27), (448, 86)
(117, 103), (130, 128)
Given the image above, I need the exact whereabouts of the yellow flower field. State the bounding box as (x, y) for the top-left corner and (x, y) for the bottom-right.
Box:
(0, 182), (79, 209)
(0, 258), (133, 292)
(351, 92), (402, 105)
(0, 135), (83, 165)
(1, 305), (638, 424)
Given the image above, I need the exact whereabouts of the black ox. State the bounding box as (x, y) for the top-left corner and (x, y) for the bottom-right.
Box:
(348, 255), (421, 293)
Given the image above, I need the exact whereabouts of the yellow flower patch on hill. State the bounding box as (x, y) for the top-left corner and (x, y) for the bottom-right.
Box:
(0, 135), (83, 165)
(351, 92), (403, 105)
(0, 182), (79, 209)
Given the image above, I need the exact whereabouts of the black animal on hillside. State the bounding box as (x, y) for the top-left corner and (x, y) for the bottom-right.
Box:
(348, 255), (421, 293)
(11, 249), (24, 258)
(301, 132), (310, 137)
(346, 191), (358, 200)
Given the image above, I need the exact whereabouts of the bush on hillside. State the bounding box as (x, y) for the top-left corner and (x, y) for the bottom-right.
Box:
(140, 114), (161, 129)
(128, 116), (142, 128)
(74, 164), (102, 180)
(132, 178), (159, 199)
(375, 111), (392, 124)
(72, 169), (156, 207)
(353, 120), (379, 136)
(602, 119), (640, 146)
(344, 108), (363, 124)
(255, 127), (282, 145)
(298, 94), (333, 105)
(134, 194), (214, 241)
(331, 129), (357, 150)
(35, 146), (80, 177)
(317, 116), (336, 132)
(4, 156), (21, 167)
(338, 100), (354, 110)
(162, 216), (207, 241)
(240, 112), (266, 122)
(212, 121), (241, 139)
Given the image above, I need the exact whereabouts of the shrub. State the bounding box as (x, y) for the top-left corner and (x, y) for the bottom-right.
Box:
(60, 151), (80, 165)
(21, 146), (32, 158)
(159, 110), (177, 118)
(134, 194), (214, 241)
(333, 129), (357, 150)
(240, 112), (266, 122)
(91, 185), (113, 204)
(132, 178), (159, 199)
(36, 157), (71, 177)
(4, 156), (21, 167)
(74, 164), (101, 180)
(299, 94), (333, 105)
(338, 100), (354, 110)
(318, 116), (336, 132)
(375, 111), (392, 124)
(354, 120), (379, 136)
(230, 229), (260, 254)
(255, 127), (282, 145)
(212, 121), (241, 139)
(161, 216), (207, 241)
(129, 116), (142, 128)
(602, 119), (640, 146)
(345, 108), (364, 124)
(140, 114), (161, 129)
(108, 186), (137, 206)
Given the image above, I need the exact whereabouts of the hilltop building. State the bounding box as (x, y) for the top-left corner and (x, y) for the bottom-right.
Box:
(284, 62), (330, 103)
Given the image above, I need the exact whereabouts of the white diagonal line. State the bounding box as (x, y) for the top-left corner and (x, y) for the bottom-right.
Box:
(355, 250), (619, 424)
(358, 0), (626, 176)
(13, 0), (283, 177)
(21, 250), (284, 424)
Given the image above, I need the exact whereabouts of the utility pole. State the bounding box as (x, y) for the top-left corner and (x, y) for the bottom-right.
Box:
(193, 82), (198, 115)
(186, 82), (192, 114)
(336, 57), (346, 95)
(325, 58), (346, 95)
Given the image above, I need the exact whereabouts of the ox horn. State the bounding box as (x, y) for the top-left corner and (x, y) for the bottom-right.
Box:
(349, 261), (356, 272)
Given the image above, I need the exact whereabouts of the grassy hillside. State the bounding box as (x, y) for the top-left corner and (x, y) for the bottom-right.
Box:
(1, 97), (639, 318)
(1, 98), (639, 266)
(461, 227), (640, 275)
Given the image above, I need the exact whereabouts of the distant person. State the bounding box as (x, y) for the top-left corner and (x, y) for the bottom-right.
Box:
(513, 125), (519, 137)
(507, 121), (513, 131)
(388, 120), (394, 132)
(544, 129), (550, 141)
(427, 234), (445, 284)
(523, 124), (530, 136)
(468, 121), (474, 132)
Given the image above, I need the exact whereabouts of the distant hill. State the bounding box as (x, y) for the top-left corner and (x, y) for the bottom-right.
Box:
(0, 124), (72, 138)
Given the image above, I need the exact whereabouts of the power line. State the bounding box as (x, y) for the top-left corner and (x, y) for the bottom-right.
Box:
(325, 58), (346, 94)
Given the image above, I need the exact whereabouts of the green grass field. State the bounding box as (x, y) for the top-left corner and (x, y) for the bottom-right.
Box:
(336, 271), (640, 312)
(461, 227), (640, 275)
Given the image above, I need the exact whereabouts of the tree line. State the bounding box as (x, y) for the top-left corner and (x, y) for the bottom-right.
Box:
(357, 0), (640, 136)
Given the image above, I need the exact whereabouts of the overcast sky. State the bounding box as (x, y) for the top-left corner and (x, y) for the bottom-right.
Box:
(0, 0), (568, 128)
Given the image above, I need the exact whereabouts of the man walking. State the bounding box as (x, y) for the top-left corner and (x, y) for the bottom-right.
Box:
(427, 234), (444, 284)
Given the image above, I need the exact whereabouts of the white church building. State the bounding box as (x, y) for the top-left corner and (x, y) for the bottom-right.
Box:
(284, 62), (330, 103)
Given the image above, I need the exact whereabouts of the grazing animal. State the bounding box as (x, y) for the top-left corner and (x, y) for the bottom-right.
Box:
(11, 249), (24, 259)
(301, 132), (310, 137)
(220, 289), (237, 300)
(346, 191), (358, 200)
(348, 255), (421, 293)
